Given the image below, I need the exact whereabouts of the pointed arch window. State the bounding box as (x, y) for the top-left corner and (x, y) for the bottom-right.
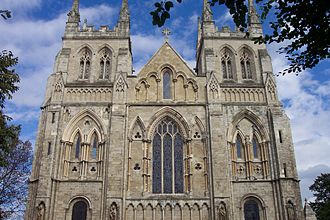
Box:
(163, 71), (172, 99)
(152, 117), (184, 194)
(99, 48), (111, 79)
(74, 133), (81, 159)
(244, 199), (260, 220)
(221, 49), (233, 79)
(79, 48), (92, 79)
(240, 50), (252, 79)
(72, 201), (87, 220)
(252, 136), (259, 159)
(91, 132), (98, 159)
(236, 135), (244, 159)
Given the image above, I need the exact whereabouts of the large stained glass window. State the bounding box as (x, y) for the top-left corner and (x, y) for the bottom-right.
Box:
(72, 201), (87, 220)
(163, 71), (171, 99)
(244, 199), (260, 220)
(152, 117), (184, 193)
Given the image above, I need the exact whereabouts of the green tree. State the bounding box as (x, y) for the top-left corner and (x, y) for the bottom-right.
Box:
(0, 50), (20, 166)
(0, 10), (31, 219)
(309, 173), (330, 220)
(0, 140), (32, 219)
(1, 12), (20, 168)
(151, 0), (330, 75)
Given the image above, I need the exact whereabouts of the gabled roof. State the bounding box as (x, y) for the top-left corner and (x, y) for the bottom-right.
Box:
(137, 41), (196, 78)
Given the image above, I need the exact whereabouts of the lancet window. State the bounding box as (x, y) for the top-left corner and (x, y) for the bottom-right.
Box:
(236, 135), (244, 159)
(91, 132), (98, 159)
(99, 48), (111, 79)
(240, 50), (253, 79)
(79, 48), (92, 79)
(152, 117), (184, 194)
(74, 133), (81, 159)
(163, 70), (172, 99)
(252, 135), (259, 159)
(221, 49), (234, 79)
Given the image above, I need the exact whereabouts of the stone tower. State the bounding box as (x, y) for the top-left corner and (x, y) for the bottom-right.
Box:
(25, 0), (306, 219)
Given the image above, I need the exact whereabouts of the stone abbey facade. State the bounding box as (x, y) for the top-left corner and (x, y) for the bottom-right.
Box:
(25, 0), (310, 219)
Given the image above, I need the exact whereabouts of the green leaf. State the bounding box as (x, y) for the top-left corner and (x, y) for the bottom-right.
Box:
(165, 1), (174, 11)
(154, 2), (162, 7)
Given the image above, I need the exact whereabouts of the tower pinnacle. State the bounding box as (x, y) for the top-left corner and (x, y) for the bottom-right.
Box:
(116, 0), (130, 36)
(119, 0), (130, 22)
(67, 0), (80, 23)
(202, 0), (213, 22)
(248, 0), (263, 36)
(65, 0), (80, 33)
(248, 0), (260, 24)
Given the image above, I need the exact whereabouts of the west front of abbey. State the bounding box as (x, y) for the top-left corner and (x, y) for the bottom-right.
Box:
(25, 0), (315, 219)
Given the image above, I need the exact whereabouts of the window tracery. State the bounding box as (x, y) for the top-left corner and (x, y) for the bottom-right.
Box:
(79, 48), (92, 80)
(99, 48), (111, 79)
(231, 116), (269, 180)
(221, 49), (233, 79)
(152, 117), (184, 194)
(240, 50), (253, 79)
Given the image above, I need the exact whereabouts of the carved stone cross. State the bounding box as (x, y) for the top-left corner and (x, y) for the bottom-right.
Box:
(162, 28), (171, 41)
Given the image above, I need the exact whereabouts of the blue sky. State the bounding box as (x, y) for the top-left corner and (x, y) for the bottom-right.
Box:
(1, 0), (330, 202)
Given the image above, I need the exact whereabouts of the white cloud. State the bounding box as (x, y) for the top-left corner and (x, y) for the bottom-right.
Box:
(215, 11), (232, 26)
(299, 164), (330, 200)
(0, 4), (117, 108)
(131, 34), (164, 73)
(268, 43), (330, 200)
(1, 0), (42, 15)
(7, 109), (40, 122)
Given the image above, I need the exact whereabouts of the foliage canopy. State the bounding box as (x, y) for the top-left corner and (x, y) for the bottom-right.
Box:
(0, 50), (20, 166)
(0, 140), (32, 219)
(309, 173), (330, 220)
(151, 0), (330, 75)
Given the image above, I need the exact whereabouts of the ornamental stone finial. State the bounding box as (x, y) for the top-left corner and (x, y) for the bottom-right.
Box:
(67, 0), (80, 23)
(202, 0), (213, 21)
(162, 28), (171, 42)
(119, 0), (130, 21)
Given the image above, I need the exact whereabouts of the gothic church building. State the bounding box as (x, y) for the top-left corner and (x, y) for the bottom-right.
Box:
(25, 0), (306, 219)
